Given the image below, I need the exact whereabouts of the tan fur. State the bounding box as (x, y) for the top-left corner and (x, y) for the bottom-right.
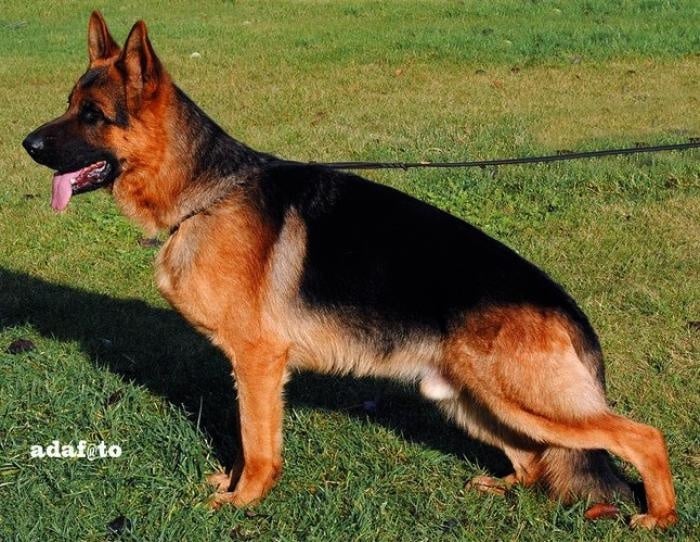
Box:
(444, 306), (608, 424)
(110, 83), (188, 234)
(260, 210), (444, 382)
(157, 199), (676, 526)
(157, 195), (289, 505)
(149, 120), (675, 528)
(436, 307), (676, 526)
(53, 13), (679, 527)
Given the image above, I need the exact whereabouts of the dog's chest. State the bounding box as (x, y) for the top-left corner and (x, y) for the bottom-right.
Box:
(154, 207), (277, 338)
(155, 223), (215, 332)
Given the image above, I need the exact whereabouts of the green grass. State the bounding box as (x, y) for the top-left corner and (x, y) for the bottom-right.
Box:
(1, 1), (699, 540)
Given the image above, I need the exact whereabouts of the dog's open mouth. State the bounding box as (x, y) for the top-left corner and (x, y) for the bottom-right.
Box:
(51, 161), (113, 212)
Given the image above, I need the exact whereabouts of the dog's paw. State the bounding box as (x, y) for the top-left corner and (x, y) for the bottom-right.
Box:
(466, 475), (513, 496)
(630, 511), (678, 530)
(209, 461), (280, 509)
(208, 475), (271, 509)
(209, 488), (262, 509)
(209, 491), (241, 509)
(207, 471), (233, 493)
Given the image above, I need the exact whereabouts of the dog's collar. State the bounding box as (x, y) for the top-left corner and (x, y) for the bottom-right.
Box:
(168, 194), (231, 236)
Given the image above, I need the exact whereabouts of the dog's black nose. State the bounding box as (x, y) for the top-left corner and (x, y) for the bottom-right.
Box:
(22, 133), (45, 156)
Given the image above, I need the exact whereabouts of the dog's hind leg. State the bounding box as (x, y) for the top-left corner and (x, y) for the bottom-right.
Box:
(494, 412), (676, 529)
(442, 308), (676, 529)
(432, 392), (546, 494)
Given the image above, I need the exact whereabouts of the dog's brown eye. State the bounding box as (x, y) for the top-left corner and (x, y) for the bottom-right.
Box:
(79, 104), (104, 125)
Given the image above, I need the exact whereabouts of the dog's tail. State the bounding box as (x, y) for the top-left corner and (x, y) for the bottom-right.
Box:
(541, 448), (631, 503)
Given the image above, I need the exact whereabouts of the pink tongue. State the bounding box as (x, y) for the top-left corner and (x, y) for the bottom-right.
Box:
(51, 171), (77, 212)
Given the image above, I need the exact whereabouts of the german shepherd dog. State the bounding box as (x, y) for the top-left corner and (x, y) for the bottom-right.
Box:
(23, 12), (677, 529)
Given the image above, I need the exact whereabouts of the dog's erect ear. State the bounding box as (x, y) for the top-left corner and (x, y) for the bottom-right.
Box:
(87, 11), (120, 63)
(117, 21), (162, 110)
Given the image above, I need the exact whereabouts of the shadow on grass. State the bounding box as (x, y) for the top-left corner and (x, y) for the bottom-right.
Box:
(0, 267), (509, 476)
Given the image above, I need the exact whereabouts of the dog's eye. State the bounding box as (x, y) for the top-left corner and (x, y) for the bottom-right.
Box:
(79, 104), (104, 125)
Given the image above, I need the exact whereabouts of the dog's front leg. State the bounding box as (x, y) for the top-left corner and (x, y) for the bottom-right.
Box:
(210, 340), (288, 508)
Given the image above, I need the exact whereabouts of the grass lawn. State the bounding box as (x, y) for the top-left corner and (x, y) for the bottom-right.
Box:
(1, 1), (699, 539)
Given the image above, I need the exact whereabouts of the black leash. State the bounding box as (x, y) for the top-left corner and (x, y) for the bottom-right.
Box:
(168, 139), (697, 237)
(312, 139), (699, 171)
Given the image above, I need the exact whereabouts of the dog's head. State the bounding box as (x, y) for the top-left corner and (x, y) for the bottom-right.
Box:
(22, 11), (169, 213)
